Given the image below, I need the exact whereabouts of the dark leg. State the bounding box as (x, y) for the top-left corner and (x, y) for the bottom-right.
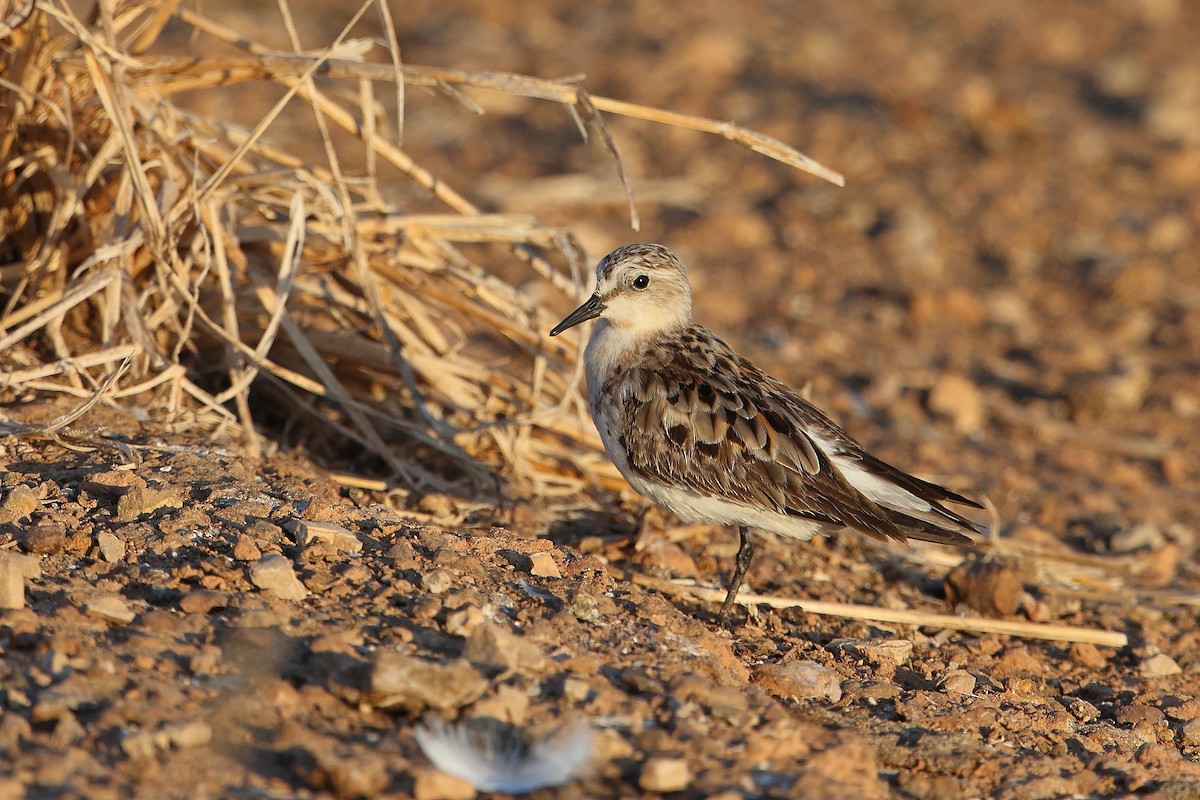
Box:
(719, 526), (755, 622)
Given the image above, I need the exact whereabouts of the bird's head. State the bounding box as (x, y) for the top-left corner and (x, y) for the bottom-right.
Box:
(549, 243), (694, 339)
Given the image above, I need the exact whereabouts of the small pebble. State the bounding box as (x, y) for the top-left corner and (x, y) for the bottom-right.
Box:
(563, 676), (593, 703)
(304, 748), (391, 799)
(1115, 703), (1163, 727)
(753, 660), (842, 703)
(1180, 718), (1200, 748)
(416, 493), (457, 518)
(387, 540), (420, 568)
(944, 559), (1021, 617)
(413, 769), (477, 800)
(0, 551), (41, 580)
(707, 793), (743, 800)
(121, 730), (157, 759)
(528, 551), (561, 578)
(639, 757), (690, 793)
(179, 590), (228, 615)
(155, 721), (212, 750)
(469, 683), (530, 725)
(1166, 699), (1200, 722)
(1006, 677), (1037, 694)
(412, 595), (443, 620)
(233, 534), (263, 562)
(841, 680), (900, 704)
(366, 652), (487, 712)
(287, 519), (362, 553)
(995, 647), (1043, 677)
(828, 638), (913, 666)
(621, 667), (665, 695)
(632, 539), (699, 577)
(1022, 596), (1052, 623)
(21, 522), (65, 554)
(464, 621), (545, 674)
(940, 669), (976, 695)
(0, 485), (39, 522)
(81, 469), (144, 497)
(1141, 653), (1181, 677)
(1064, 697), (1100, 722)
(927, 372), (985, 433)
(0, 561), (25, 610)
(97, 531), (126, 563)
(422, 569), (454, 594)
(341, 563), (372, 584)
(567, 591), (607, 622)
(189, 646), (223, 676)
(85, 594), (136, 624)
(115, 485), (183, 521)
(1068, 642), (1107, 669)
(444, 605), (484, 637)
(249, 554), (308, 601)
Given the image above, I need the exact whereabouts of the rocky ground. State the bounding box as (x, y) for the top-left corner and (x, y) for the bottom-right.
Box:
(3, 0), (1200, 797)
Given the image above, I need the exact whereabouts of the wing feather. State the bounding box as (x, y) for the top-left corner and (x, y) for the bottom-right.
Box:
(616, 326), (977, 544)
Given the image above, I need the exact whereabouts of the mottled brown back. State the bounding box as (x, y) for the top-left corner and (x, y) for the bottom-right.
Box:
(605, 325), (980, 545)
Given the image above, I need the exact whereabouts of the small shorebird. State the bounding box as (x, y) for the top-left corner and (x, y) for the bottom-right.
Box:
(550, 243), (980, 622)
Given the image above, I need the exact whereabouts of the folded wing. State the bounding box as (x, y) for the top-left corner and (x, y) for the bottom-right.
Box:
(618, 329), (979, 545)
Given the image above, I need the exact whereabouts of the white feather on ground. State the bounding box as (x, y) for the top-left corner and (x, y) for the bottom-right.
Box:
(415, 717), (594, 793)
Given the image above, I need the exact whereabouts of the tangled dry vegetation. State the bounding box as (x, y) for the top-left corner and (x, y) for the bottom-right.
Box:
(0, 0), (841, 503)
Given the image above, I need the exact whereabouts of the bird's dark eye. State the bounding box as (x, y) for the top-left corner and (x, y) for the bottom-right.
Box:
(633, 274), (650, 289)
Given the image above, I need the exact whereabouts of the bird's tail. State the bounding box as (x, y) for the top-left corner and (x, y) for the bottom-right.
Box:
(886, 505), (979, 546)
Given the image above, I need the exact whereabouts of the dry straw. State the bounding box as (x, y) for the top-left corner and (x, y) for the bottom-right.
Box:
(0, 0), (842, 498)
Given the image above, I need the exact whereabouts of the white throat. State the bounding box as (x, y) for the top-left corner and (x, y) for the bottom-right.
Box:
(583, 319), (641, 405)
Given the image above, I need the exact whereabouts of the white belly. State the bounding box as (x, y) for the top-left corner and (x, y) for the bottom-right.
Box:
(636, 475), (826, 541)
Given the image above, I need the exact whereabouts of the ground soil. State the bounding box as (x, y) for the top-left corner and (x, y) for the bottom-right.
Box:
(3, 0), (1200, 798)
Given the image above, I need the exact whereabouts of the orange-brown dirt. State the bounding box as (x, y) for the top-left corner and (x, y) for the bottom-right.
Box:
(3, 1), (1200, 798)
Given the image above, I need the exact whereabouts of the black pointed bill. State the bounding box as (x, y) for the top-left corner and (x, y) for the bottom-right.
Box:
(549, 293), (605, 336)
